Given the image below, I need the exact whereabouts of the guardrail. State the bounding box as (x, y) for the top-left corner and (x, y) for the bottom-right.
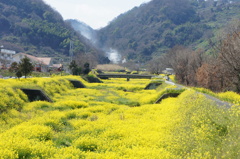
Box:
(97, 74), (154, 79)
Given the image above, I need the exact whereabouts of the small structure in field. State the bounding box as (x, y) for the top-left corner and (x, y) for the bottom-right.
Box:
(68, 80), (86, 88)
(145, 81), (163, 90)
(20, 88), (52, 102)
(163, 68), (174, 75)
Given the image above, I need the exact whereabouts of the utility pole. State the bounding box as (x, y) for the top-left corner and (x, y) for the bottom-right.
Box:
(0, 45), (3, 68)
(69, 40), (74, 62)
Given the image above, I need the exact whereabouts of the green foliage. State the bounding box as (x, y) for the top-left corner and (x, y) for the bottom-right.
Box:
(162, 0), (199, 25)
(16, 71), (22, 79)
(18, 56), (34, 78)
(69, 60), (82, 75)
(83, 62), (91, 75)
(97, 0), (240, 63)
(9, 62), (18, 73)
(0, 0), (102, 61)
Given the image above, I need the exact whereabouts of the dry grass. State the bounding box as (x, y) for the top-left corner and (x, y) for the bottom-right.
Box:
(96, 64), (125, 71)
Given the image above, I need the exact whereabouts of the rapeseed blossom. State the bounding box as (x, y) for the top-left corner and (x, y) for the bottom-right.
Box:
(0, 76), (239, 158)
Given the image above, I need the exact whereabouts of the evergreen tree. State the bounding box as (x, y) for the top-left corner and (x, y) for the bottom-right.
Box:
(18, 56), (34, 78)
(16, 71), (22, 79)
(83, 62), (91, 75)
(9, 62), (19, 73)
(69, 60), (81, 75)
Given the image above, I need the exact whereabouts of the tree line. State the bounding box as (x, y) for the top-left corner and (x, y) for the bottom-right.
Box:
(148, 20), (240, 93)
(8, 55), (95, 78)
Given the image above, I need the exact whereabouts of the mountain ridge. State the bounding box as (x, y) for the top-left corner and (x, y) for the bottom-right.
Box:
(95, 0), (240, 63)
(0, 0), (106, 63)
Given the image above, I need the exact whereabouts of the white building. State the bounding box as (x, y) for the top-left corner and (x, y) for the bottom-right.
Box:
(163, 68), (175, 75)
(0, 49), (16, 68)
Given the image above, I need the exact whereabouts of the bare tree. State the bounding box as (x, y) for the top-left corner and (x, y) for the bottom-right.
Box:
(164, 46), (192, 85)
(196, 57), (226, 91)
(218, 29), (240, 92)
(75, 53), (98, 69)
(147, 56), (166, 74)
(162, 45), (204, 86)
(200, 20), (240, 92)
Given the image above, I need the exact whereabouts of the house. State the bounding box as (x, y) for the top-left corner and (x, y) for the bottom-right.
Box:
(13, 53), (53, 72)
(51, 64), (63, 72)
(163, 68), (175, 75)
(0, 48), (16, 68)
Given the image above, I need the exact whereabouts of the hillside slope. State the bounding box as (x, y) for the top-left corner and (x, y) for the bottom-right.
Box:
(96, 0), (240, 63)
(66, 19), (97, 44)
(0, 0), (105, 63)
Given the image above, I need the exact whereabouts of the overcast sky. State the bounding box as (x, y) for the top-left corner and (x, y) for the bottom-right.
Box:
(43, 0), (151, 29)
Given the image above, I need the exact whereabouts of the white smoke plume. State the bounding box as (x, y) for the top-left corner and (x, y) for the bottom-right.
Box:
(106, 48), (122, 64)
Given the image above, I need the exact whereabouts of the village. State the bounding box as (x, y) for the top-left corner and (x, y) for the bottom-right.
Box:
(0, 47), (63, 77)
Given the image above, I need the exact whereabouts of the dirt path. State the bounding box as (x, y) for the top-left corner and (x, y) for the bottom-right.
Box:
(202, 93), (232, 109)
(164, 80), (233, 108)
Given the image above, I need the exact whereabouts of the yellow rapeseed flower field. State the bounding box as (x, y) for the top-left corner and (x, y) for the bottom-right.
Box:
(0, 76), (239, 158)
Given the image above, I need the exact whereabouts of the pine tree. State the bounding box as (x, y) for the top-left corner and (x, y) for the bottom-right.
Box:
(69, 60), (82, 75)
(18, 56), (34, 78)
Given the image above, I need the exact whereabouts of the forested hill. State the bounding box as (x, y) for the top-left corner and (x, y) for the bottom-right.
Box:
(0, 0), (103, 62)
(96, 0), (240, 63)
(66, 19), (97, 43)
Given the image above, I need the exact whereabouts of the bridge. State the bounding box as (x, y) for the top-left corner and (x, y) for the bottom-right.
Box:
(97, 74), (154, 80)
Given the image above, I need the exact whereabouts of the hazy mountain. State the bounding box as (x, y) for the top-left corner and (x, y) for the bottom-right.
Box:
(66, 19), (97, 44)
(96, 0), (240, 63)
(0, 0), (106, 63)
(67, 19), (122, 63)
